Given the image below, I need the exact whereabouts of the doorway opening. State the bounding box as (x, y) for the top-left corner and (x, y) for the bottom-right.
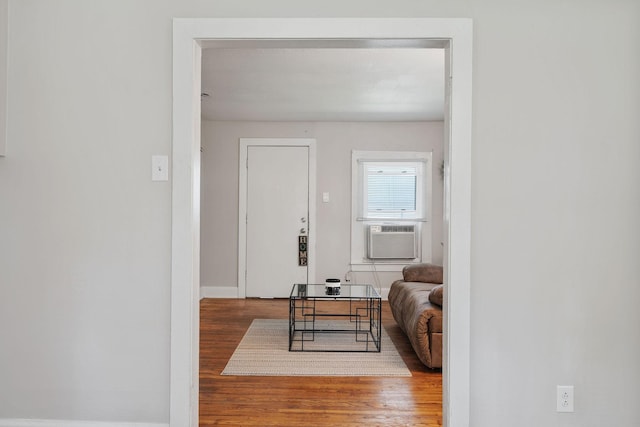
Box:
(172, 18), (472, 427)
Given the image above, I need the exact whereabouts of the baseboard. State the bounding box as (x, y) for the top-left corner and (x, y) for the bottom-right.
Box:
(0, 420), (168, 427)
(199, 286), (388, 300)
(200, 285), (239, 299)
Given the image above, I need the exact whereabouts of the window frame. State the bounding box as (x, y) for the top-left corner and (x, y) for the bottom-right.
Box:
(350, 150), (433, 271)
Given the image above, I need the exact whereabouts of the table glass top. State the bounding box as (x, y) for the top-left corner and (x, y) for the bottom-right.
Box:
(290, 283), (380, 299)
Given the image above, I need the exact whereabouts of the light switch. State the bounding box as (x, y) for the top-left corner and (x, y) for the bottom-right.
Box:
(322, 192), (330, 203)
(152, 155), (169, 181)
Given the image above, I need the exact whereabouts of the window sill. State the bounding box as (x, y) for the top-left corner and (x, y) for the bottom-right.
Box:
(356, 217), (427, 222)
(350, 262), (418, 272)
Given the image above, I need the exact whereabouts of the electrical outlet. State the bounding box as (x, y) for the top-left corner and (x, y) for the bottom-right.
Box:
(557, 385), (574, 412)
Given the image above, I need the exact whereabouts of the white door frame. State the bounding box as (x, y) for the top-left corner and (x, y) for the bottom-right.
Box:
(238, 138), (317, 298)
(172, 18), (472, 427)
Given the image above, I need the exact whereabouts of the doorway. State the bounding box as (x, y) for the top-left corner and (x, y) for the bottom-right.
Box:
(172, 18), (472, 427)
(238, 138), (317, 298)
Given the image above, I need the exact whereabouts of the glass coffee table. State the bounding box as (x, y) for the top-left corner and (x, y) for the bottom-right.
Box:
(289, 283), (382, 352)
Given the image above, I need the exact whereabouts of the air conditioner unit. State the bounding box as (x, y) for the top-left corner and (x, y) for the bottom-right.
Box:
(367, 225), (417, 260)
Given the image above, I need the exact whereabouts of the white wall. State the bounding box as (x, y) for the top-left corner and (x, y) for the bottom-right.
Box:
(0, 1), (638, 426)
(0, 0), (7, 156)
(469, 3), (640, 425)
(200, 120), (444, 294)
(0, 1), (173, 424)
(0, 1), (172, 423)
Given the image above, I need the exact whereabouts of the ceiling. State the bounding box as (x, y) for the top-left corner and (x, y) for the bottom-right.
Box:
(201, 46), (445, 122)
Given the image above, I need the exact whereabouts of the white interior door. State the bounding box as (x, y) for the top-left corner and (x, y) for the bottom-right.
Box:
(245, 144), (310, 297)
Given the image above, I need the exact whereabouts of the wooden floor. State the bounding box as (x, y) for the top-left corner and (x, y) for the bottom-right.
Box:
(200, 298), (442, 426)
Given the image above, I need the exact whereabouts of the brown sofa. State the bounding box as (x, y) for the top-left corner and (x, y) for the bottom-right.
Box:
(388, 263), (443, 369)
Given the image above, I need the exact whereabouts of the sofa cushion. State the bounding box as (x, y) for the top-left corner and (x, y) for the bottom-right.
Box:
(402, 263), (443, 284)
(428, 285), (443, 307)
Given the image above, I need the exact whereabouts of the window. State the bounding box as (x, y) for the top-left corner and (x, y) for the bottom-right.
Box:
(361, 162), (424, 220)
(351, 151), (433, 270)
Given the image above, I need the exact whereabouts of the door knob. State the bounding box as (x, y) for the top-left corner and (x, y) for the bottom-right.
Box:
(300, 217), (307, 223)
(300, 228), (307, 234)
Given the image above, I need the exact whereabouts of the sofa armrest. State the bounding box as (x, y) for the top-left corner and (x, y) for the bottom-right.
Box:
(388, 280), (443, 369)
(428, 285), (443, 307)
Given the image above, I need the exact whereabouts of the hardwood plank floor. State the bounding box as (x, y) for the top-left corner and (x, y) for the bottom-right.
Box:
(200, 298), (442, 426)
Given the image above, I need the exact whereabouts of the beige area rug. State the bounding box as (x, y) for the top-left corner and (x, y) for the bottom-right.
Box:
(221, 319), (411, 377)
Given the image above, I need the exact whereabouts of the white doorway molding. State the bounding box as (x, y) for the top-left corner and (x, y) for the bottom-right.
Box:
(172, 18), (472, 427)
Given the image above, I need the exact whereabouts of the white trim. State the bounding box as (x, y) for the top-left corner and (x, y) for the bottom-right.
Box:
(349, 263), (414, 273)
(171, 21), (201, 427)
(237, 138), (317, 298)
(350, 150), (433, 266)
(0, 420), (168, 427)
(441, 20), (473, 427)
(172, 18), (472, 427)
(199, 286), (239, 299)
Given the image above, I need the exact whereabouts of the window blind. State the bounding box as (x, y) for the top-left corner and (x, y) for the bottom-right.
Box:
(366, 165), (417, 214)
